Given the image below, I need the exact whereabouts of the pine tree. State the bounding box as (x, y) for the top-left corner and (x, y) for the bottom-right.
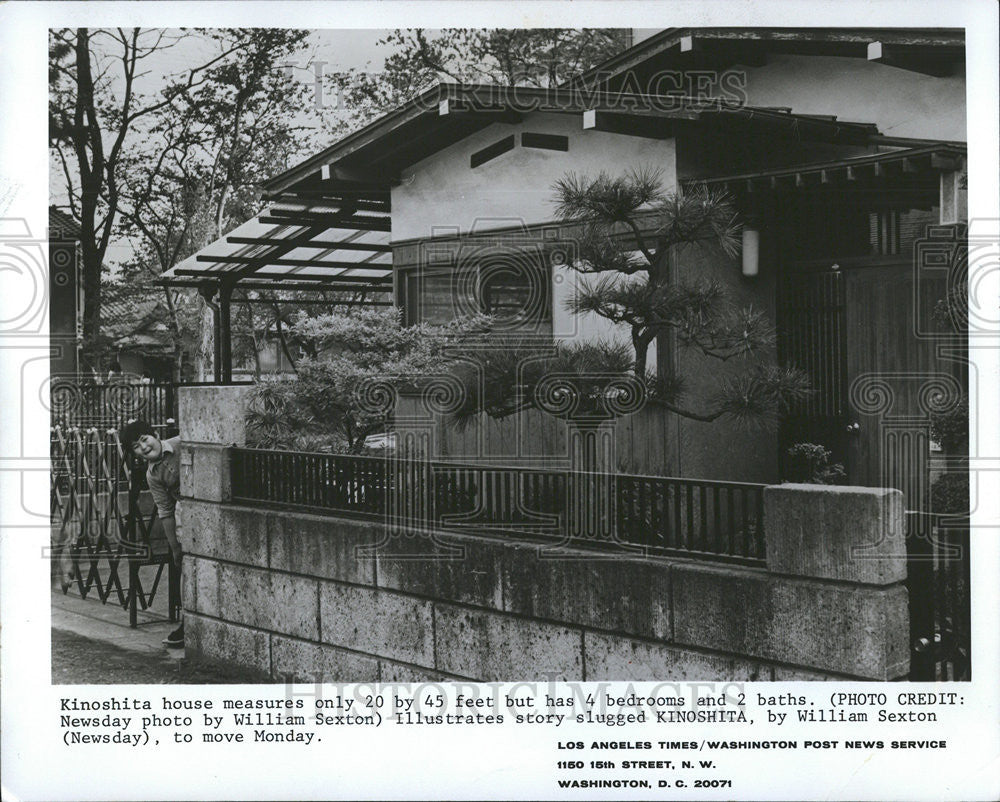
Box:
(451, 169), (810, 428)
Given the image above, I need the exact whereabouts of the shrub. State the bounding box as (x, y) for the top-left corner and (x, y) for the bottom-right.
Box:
(784, 442), (846, 485)
(244, 308), (488, 453)
(929, 397), (968, 453)
(930, 473), (969, 515)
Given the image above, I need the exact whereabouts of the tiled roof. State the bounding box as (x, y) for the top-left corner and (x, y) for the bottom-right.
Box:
(49, 206), (80, 240)
(101, 283), (169, 343)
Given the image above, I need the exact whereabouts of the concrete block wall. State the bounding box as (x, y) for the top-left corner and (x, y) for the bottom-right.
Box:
(177, 387), (910, 682)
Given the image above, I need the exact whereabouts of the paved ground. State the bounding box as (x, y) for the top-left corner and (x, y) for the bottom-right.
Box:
(51, 585), (266, 685)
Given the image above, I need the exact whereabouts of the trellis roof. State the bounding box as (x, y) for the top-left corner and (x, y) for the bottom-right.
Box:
(159, 196), (393, 294)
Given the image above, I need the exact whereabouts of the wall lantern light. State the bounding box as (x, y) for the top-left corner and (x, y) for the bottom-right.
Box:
(742, 225), (760, 277)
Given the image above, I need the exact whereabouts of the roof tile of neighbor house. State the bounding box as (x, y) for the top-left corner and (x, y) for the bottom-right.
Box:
(48, 206), (80, 241)
(101, 285), (172, 350)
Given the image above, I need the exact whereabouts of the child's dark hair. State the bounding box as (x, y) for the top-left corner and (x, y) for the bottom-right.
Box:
(120, 419), (155, 447)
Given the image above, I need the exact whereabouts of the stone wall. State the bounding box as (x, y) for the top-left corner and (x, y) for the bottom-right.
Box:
(177, 387), (909, 682)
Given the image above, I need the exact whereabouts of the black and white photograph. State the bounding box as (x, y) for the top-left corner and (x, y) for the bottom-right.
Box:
(1, 2), (998, 800)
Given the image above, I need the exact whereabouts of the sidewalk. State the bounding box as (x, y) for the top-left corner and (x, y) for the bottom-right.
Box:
(51, 586), (266, 684)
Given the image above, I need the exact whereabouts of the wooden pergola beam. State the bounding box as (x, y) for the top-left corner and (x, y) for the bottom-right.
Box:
(867, 41), (959, 77)
(582, 109), (675, 139)
(582, 103), (875, 144)
(322, 164), (401, 187)
(164, 278), (392, 294)
(258, 212), (392, 232)
(684, 145), (965, 189)
(233, 296), (393, 306)
(196, 254), (391, 271)
(263, 193), (390, 213)
(679, 35), (700, 53)
(179, 277), (391, 293)
(226, 235), (392, 253)
(930, 153), (963, 171)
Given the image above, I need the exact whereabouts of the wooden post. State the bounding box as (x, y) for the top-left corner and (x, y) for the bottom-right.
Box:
(219, 280), (234, 384)
(198, 283), (224, 384)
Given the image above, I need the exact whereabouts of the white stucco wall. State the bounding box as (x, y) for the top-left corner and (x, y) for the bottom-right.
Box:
(739, 54), (966, 142)
(392, 113), (675, 365)
(391, 112), (677, 242)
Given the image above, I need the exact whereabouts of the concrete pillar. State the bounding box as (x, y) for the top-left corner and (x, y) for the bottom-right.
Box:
(178, 385), (255, 504)
(764, 483), (907, 584)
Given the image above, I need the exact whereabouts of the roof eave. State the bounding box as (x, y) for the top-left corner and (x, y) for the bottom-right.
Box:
(264, 82), (883, 195)
(569, 27), (966, 90)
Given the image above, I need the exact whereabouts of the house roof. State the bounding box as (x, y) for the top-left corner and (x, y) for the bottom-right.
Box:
(48, 206), (80, 241)
(171, 24), (968, 295)
(569, 27), (966, 89)
(102, 284), (163, 328)
(102, 283), (174, 350)
(262, 82), (882, 196)
(166, 81), (885, 291)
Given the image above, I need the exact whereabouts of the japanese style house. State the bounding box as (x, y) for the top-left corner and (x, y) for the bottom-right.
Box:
(164, 27), (968, 509)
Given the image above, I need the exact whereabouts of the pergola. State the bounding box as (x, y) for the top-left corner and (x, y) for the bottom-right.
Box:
(159, 193), (393, 382)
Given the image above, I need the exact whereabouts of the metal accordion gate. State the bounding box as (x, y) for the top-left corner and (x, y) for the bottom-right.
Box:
(50, 426), (180, 627)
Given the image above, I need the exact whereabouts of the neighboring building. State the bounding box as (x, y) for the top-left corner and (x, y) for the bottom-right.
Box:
(48, 206), (84, 377)
(101, 284), (177, 381)
(164, 28), (967, 505)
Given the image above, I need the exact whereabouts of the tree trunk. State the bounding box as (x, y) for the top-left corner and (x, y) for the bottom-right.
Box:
(632, 328), (654, 376)
(271, 304), (297, 372)
(75, 29), (104, 358)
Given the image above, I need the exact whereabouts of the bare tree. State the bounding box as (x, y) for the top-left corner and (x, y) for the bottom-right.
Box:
(49, 28), (244, 366)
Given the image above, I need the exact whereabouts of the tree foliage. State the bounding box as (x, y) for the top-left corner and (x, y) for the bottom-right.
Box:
(49, 28), (321, 375)
(50, 28), (241, 361)
(245, 308), (488, 453)
(929, 396), (968, 453)
(444, 170), (810, 429)
(446, 337), (638, 428)
(783, 443), (846, 485)
(325, 28), (628, 135)
(551, 169), (809, 425)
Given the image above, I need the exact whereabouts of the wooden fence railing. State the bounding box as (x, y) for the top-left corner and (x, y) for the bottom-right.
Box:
(49, 379), (251, 429)
(230, 448), (766, 564)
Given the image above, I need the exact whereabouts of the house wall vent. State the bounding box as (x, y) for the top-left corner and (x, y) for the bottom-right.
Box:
(470, 135), (516, 168)
(520, 132), (569, 152)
